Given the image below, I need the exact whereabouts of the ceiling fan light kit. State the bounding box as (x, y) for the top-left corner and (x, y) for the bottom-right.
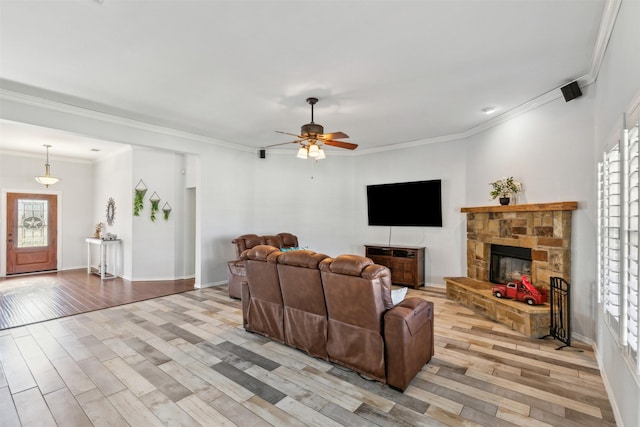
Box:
(269, 97), (358, 160)
(308, 144), (320, 157)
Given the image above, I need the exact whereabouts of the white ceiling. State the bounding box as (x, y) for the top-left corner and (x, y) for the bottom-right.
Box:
(0, 0), (607, 161)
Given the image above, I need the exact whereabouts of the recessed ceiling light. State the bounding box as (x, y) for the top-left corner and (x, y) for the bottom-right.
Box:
(481, 106), (497, 115)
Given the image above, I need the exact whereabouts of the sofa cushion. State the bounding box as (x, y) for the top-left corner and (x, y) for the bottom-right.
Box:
(278, 232), (299, 247)
(241, 234), (264, 248)
(241, 245), (284, 342)
(277, 249), (330, 359)
(319, 254), (373, 276)
(278, 250), (327, 268)
(320, 255), (394, 309)
(263, 235), (284, 248)
(241, 244), (281, 263)
(230, 233), (298, 299)
(320, 255), (394, 382)
(232, 234), (266, 258)
(231, 233), (298, 260)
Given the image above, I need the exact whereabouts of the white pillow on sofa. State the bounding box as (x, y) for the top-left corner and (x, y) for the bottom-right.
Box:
(391, 287), (408, 305)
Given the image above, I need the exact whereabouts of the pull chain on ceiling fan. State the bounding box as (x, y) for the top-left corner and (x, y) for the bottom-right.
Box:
(269, 97), (358, 160)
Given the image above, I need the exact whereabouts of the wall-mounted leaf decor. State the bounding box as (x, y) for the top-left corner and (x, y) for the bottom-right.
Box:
(149, 192), (160, 222)
(133, 179), (147, 216)
(162, 202), (172, 220)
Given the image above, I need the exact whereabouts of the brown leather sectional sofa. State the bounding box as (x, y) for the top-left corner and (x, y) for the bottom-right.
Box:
(240, 244), (434, 391)
(226, 233), (299, 299)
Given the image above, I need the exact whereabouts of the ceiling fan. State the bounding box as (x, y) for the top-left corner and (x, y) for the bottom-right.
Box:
(269, 97), (358, 159)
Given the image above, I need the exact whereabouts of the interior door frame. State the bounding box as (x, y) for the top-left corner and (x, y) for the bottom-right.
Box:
(1, 189), (63, 277)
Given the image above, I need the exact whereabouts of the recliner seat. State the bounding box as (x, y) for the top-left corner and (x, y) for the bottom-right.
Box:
(277, 249), (331, 360)
(227, 233), (299, 299)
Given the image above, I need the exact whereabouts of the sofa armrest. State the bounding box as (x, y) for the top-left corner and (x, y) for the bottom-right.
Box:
(388, 298), (433, 335)
(227, 260), (246, 299)
(383, 297), (434, 391)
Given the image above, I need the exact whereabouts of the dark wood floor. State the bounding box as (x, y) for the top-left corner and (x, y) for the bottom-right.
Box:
(0, 269), (195, 330)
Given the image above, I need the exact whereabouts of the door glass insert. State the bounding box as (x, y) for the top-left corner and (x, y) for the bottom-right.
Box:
(17, 199), (48, 248)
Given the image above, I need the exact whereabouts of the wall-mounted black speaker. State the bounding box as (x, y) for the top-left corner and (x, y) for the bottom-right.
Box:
(259, 149), (266, 159)
(561, 81), (582, 102)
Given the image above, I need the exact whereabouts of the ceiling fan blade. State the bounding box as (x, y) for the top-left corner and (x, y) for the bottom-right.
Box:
(321, 131), (349, 140)
(266, 140), (301, 148)
(275, 130), (304, 139)
(323, 140), (358, 150)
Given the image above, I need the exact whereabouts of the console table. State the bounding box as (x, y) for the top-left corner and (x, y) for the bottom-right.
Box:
(364, 245), (425, 288)
(85, 237), (121, 279)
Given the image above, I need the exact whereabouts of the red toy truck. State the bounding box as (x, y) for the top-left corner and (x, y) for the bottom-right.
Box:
(492, 275), (548, 305)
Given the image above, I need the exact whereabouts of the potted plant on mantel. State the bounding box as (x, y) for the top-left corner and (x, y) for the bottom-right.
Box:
(490, 176), (523, 205)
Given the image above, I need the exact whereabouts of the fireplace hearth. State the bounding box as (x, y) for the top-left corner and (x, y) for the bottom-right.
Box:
(490, 244), (532, 284)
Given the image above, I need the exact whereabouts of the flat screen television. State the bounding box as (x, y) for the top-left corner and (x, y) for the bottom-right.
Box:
(366, 179), (442, 227)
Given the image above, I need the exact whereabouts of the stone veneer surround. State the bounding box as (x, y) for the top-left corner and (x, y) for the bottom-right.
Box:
(461, 201), (578, 290)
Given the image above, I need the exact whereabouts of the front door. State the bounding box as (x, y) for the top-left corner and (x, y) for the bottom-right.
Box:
(6, 193), (58, 274)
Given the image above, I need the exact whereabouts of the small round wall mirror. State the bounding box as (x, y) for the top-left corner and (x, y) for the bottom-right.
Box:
(106, 197), (116, 226)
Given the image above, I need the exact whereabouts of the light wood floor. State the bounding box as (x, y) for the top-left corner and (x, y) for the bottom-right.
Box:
(0, 283), (615, 426)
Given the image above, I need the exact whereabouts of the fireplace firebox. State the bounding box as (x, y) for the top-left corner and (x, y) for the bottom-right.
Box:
(490, 244), (532, 284)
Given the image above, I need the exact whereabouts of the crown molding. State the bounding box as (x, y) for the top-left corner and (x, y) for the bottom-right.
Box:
(584, 0), (622, 85)
(358, 87), (564, 155)
(0, 88), (254, 154)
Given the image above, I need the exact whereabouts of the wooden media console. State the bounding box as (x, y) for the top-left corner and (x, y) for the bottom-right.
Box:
(364, 245), (425, 289)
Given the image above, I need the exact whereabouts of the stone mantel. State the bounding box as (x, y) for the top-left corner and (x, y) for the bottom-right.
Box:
(461, 201), (578, 214)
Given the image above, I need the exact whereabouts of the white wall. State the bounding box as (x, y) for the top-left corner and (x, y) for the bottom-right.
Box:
(93, 147), (132, 278)
(131, 147), (186, 281)
(195, 145), (254, 287)
(251, 151), (360, 256)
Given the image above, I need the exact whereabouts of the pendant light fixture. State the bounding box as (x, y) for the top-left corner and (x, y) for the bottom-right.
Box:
(34, 144), (61, 187)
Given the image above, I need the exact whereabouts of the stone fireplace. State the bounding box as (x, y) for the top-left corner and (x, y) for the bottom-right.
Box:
(463, 201), (577, 290)
(445, 201), (577, 338)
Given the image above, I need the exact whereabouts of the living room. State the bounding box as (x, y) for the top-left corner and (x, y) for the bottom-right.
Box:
(0, 1), (639, 426)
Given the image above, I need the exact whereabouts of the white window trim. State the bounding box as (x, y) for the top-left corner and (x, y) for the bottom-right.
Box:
(599, 97), (640, 378)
